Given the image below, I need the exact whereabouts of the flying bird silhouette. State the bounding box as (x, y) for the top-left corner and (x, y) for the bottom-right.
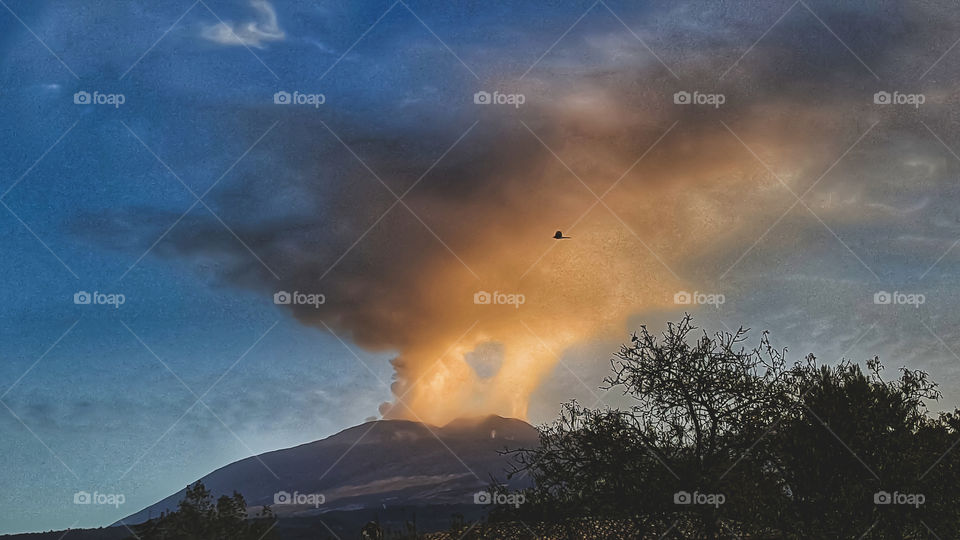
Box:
(553, 230), (570, 239)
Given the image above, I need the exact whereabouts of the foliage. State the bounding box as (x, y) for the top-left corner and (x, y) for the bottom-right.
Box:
(501, 315), (960, 539)
(126, 481), (277, 540)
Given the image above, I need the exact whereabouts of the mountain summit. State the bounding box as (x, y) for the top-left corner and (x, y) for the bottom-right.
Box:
(119, 415), (538, 525)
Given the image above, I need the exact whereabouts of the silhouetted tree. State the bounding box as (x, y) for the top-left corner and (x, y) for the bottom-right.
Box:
(502, 316), (960, 539)
(773, 357), (954, 538)
(361, 520), (383, 539)
(127, 481), (276, 540)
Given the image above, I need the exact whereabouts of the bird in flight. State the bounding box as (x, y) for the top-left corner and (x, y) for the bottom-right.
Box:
(553, 230), (570, 239)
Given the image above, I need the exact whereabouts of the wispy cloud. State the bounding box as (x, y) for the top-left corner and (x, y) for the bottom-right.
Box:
(201, 0), (285, 48)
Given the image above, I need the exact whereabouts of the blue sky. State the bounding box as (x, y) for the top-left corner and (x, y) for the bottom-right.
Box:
(0, 1), (409, 532)
(4, 0), (960, 534)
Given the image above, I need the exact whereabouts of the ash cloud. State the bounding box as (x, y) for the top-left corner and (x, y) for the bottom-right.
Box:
(80, 0), (960, 422)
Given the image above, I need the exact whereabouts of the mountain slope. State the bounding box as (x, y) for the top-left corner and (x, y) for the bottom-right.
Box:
(119, 415), (538, 525)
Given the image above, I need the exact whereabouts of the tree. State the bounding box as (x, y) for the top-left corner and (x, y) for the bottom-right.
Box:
(773, 357), (951, 537)
(604, 316), (795, 536)
(504, 316), (960, 539)
(508, 316), (794, 536)
(127, 481), (276, 540)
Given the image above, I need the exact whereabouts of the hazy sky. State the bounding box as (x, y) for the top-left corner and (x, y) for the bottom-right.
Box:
(4, 0), (960, 534)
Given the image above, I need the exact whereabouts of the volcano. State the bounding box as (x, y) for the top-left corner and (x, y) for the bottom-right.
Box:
(118, 415), (538, 527)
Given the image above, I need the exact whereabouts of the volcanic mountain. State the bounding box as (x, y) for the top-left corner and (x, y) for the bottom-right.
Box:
(118, 415), (539, 526)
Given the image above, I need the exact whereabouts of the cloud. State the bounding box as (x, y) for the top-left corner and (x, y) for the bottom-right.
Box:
(82, 104), (834, 425)
(81, 0), (960, 423)
(201, 0), (285, 48)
